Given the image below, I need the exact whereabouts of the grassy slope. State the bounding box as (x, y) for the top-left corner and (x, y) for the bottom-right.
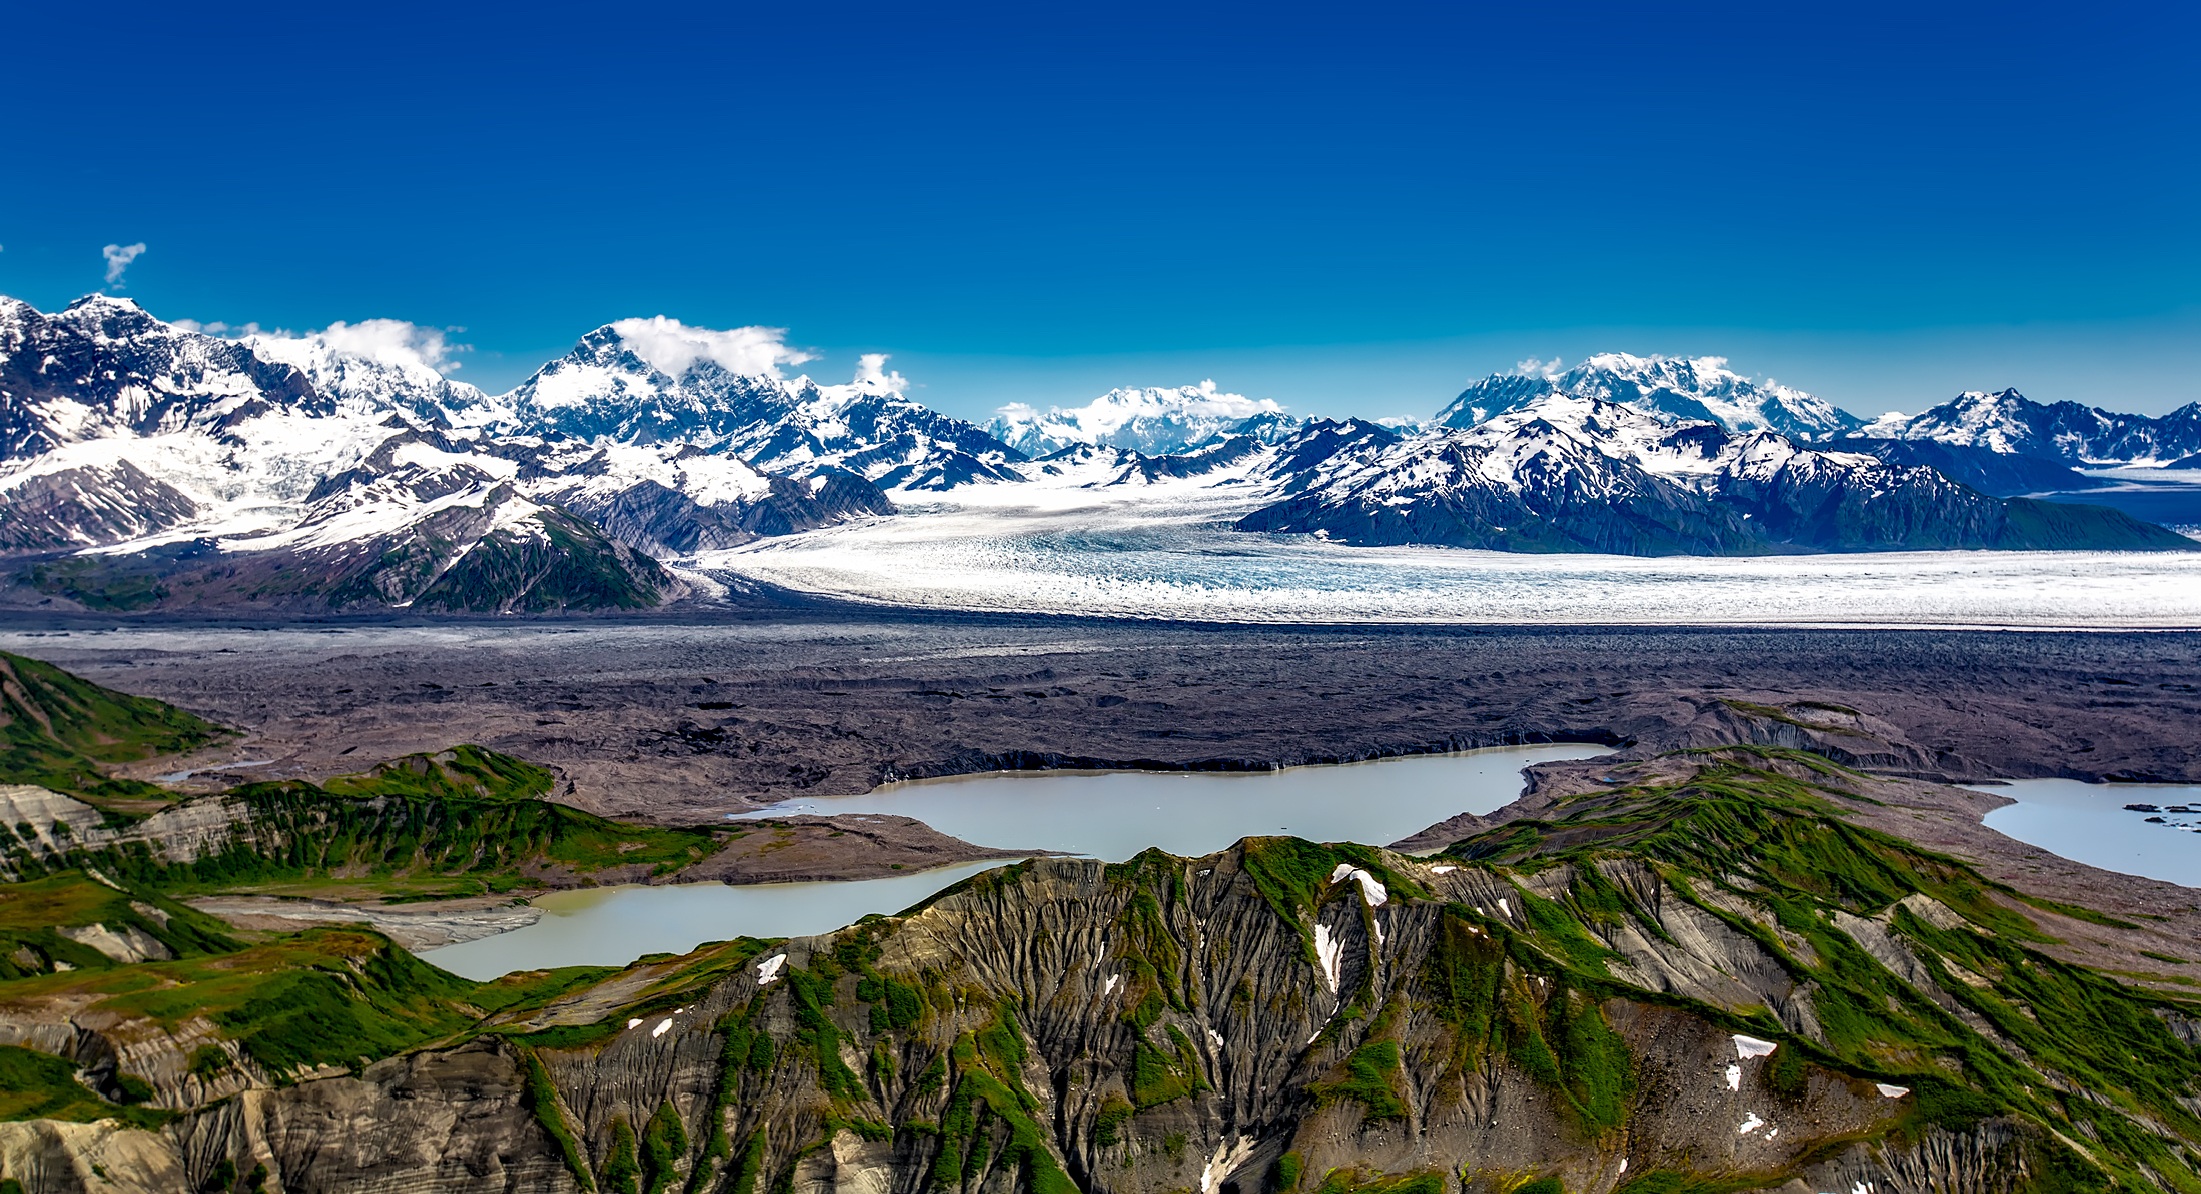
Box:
(4, 743), (727, 900)
(0, 651), (223, 802)
(0, 918), (615, 1086)
(0, 658), (704, 1122)
(0, 871), (241, 979)
(0, 1045), (169, 1130)
(1443, 748), (2201, 1193)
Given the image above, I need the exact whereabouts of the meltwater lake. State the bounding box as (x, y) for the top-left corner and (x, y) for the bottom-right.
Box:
(423, 743), (1605, 979)
(1977, 779), (2201, 890)
(422, 749), (2201, 981)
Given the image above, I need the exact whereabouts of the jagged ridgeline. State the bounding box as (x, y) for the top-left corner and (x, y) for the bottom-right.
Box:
(7, 751), (2188, 1193)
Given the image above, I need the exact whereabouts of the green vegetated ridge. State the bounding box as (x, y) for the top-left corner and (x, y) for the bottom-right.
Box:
(482, 748), (2199, 1194)
(0, 650), (223, 802)
(3, 741), (730, 900)
(0, 870), (241, 978)
(1443, 748), (2201, 1193)
(0, 655), (2194, 1194)
(0, 653), (729, 905)
(0, 655), (728, 1121)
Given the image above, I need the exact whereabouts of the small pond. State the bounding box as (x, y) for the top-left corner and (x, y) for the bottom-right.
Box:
(423, 743), (1604, 979)
(1976, 778), (2201, 889)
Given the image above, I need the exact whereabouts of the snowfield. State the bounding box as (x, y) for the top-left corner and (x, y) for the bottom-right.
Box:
(695, 494), (2201, 628)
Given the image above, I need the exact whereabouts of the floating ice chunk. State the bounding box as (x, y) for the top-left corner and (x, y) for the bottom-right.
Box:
(652, 1018), (673, 1038)
(1430, 865), (1457, 874)
(1314, 924), (1344, 993)
(756, 954), (787, 985)
(1724, 1064), (1741, 1091)
(627, 1018), (643, 1030)
(1875, 1083), (1910, 1099)
(1738, 1112), (1765, 1135)
(1732, 1034), (1778, 1059)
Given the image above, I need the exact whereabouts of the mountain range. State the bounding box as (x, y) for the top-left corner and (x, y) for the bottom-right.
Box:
(1236, 397), (2185, 554)
(991, 382), (1293, 456)
(1440, 353), (1865, 443)
(1862, 387), (2201, 465)
(0, 296), (2189, 614)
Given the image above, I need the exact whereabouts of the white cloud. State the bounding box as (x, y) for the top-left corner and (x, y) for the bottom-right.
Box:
(278, 318), (470, 375)
(171, 318), (262, 336)
(851, 352), (907, 392)
(172, 315), (472, 379)
(102, 243), (147, 288)
(102, 243), (146, 287)
(608, 316), (815, 380)
(1513, 356), (1565, 379)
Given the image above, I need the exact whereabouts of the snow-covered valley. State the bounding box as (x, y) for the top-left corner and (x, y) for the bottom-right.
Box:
(697, 495), (2201, 628)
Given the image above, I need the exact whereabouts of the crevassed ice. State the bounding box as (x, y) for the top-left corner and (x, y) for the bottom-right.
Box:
(707, 513), (2201, 630)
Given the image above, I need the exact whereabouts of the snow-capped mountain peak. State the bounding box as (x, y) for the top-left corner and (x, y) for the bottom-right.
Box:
(990, 381), (1290, 456)
(1441, 353), (1864, 442)
(1862, 388), (2201, 465)
(244, 320), (488, 423)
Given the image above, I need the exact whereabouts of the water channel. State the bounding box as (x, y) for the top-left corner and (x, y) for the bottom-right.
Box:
(422, 743), (1606, 979)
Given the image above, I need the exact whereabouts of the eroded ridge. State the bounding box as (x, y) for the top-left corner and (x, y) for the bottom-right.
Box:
(3, 749), (2195, 1194)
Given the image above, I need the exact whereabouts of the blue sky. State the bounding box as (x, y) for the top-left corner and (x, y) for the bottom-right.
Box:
(4, 0), (2196, 422)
